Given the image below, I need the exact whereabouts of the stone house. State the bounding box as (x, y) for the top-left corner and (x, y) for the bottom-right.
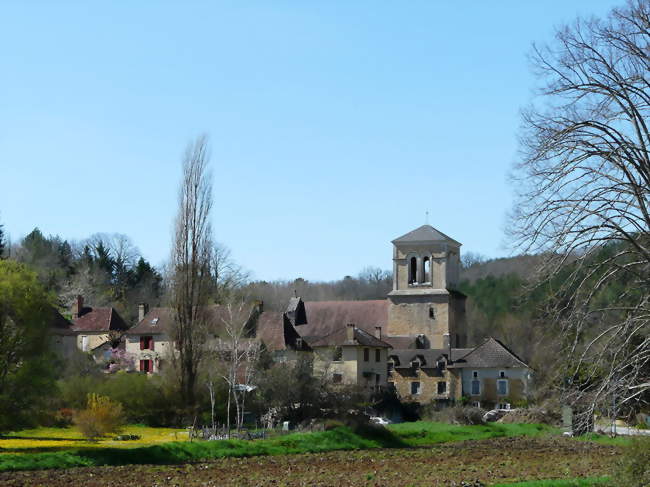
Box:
(50, 295), (129, 359)
(309, 323), (392, 389)
(450, 337), (532, 409)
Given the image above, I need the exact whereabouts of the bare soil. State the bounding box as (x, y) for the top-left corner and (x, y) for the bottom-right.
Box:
(0, 436), (620, 487)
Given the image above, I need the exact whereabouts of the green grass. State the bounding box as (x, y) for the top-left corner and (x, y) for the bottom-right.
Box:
(490, 477), (610, 487)
(0, 422), (567, 473)
(388, 421), (556, 446)
(575, 432), (633, 446)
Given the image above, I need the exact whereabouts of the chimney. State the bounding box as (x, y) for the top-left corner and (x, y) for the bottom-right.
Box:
(138, 303), (149, 322)
(374, 326), (382, 340)
(346, 323), (355, 342)
(72, 295), (84, 320)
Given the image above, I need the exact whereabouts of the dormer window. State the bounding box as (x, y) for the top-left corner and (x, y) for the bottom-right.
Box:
(437, 360), (445, 370)
(295, 338), (303, 350)
(151, 318), (159, 325)
(411, 359), (421, 369)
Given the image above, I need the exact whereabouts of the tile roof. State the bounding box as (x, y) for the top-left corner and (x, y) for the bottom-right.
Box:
(127, 307), (173, 335)
(449, 337), (528, 369)
(296, 300), (389, 338)
(255, 312), (311, 352)
(72, 307), (128, 332)
(309, 325), (392, 348)
(127, 305), (254, 336)
(392, 225), (461, 246)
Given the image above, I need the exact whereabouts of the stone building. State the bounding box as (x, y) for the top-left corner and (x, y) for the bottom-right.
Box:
(255, 224), (532, 407)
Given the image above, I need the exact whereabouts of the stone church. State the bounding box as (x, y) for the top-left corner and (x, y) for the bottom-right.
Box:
(256, 224), (531, 408)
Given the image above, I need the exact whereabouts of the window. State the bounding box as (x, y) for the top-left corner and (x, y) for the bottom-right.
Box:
(498, 403), (511, 410)
(411, 381), (421, 395)
(499, 370), (506, 378)
(81, 335), (88, 352)
(472, 370), (479, 378)
(411, 359), (421, 369)
(140, 336), (154, 350)
(333, 346), (343, 361)
(139, 359), (153, 373)
(471, 379), (481, 395)
(437, 381), (447, 394)
(295, 338), (303, 349)
(364, 348), (369, 362)
(409, 257), (417, 284)
(429, 306), (435, 319)
(375, 349), (381, 362)
(497, 379), (509, 396)
(332, 373), (343, 384)
(437, 360), (445, 370)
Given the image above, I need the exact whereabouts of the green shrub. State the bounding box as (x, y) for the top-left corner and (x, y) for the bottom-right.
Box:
(613, 436), (650, 487)
(74, 394), (125, 439)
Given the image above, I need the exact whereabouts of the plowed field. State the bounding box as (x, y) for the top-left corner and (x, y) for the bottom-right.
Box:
(0, 436), (618, 487)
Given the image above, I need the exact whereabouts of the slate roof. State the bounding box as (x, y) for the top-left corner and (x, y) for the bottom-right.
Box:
(392, 225), (461, 246)
(256, 312), (312, 352)
(449, 337), (529, 369)
(388, 348), (473, 369)
(309, 325), (392, 348)
(72, 307), (128, 332)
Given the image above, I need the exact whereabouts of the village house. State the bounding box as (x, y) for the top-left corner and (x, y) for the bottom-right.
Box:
(50, 295), (129, 361)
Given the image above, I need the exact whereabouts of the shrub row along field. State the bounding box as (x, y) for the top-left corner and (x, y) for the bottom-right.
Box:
(0, 423), (555, 471)
(0, 436), (618, 487)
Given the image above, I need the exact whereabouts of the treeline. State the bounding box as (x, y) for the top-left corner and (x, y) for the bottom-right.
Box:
(5, 228), (163, 323)
(242, 267), (393, 311)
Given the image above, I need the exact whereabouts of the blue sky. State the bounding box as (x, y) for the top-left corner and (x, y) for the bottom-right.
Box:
(0, 1), (620, 281)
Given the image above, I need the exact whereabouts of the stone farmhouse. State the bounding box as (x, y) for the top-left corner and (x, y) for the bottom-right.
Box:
(50, 295), (129, 361)
(50, 225), (532, 409)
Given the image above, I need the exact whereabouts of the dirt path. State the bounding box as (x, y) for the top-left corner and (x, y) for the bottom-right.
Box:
(0, 437), (620, 487)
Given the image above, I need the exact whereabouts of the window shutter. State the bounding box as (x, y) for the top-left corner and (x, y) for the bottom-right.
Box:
(139, 360), (144, 371)
(149, 359), (153, 372)
(140, 336), (144, 350)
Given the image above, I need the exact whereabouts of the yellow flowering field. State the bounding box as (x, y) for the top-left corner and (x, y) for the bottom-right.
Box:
(0, 425), (189, 454)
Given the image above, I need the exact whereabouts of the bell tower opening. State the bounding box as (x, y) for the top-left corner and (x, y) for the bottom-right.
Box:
(423, 256), (430, 284)
(408, 257), (417, 285)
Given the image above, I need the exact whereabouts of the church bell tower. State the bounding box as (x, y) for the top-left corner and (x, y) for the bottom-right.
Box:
(386, 225), (467, 349)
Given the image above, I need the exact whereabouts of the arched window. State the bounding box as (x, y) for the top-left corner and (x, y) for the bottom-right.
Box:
(423, 256), (430, 283)
(409, 257), (417, 284)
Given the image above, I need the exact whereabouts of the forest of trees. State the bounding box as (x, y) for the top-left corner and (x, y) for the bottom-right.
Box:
(4, 228), (163, 323)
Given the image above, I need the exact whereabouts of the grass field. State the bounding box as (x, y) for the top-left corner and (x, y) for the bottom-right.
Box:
(0, 436), (618, 486)
(0, 422), (556, 471)
(0, 422), (622, 486)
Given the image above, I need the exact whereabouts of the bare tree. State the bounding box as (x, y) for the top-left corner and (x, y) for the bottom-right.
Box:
(510, 1), (650, 430)
(218, 302), (259, 434)
(169, 134), (215, 408)
(212, 243), (250, 303)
